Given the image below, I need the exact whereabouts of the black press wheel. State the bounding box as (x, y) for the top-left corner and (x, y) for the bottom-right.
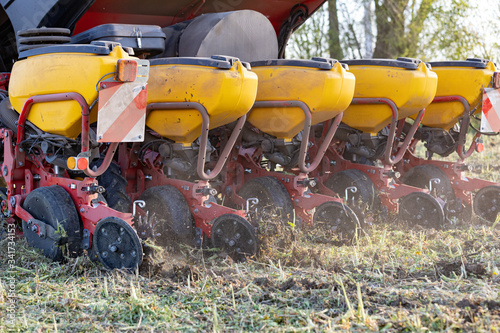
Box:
(399, 192), (445, 228)
(238, 176), (294, 227)
(312, 201), (362, 243)
(22, 185), (81, 261)
(211, 214), (258, 261)
(474, 185), (500, 223)
(92, 217), (143, 270)
(400, 165), (455, 199)
(325, 169), (378, 210)
(139, 185), (194, 245)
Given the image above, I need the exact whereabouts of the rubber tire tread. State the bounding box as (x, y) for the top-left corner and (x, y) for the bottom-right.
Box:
(139, 185), (194, 245)
(22, 185), (81, 261)
(238, 176), (294, 225)
(400, 165), (455, 199)
(91, 159), (131, 213)
(325, 169), (377, 209)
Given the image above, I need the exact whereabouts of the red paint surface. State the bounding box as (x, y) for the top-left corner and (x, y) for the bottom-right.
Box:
(74, 0), (326, 35)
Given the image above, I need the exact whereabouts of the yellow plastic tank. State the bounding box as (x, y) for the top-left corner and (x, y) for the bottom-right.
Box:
(420, 59), (497, 130)
(247, 58), (355, 139)
(341, 58), (438, 134)
(146, 56), (258, 144)
(9, 43), (134, 139)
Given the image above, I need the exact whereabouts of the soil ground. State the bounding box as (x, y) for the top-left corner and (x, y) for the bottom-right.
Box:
(0, 135), (499, 332)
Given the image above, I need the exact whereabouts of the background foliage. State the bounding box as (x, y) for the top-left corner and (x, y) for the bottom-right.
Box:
(287, 0), (500, 61)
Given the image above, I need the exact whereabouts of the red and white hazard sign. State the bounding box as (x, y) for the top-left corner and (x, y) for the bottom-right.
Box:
(481, 88), (500, 133)
(97, 81), (148, 142)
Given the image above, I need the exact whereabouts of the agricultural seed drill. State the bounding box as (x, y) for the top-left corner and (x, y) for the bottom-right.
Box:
(397, 58), (500, 223)
(1, 0), (499, 271)
(308, 58), (500, 226)
(1, 0), (362, 267)
(309, 58), (450, 228)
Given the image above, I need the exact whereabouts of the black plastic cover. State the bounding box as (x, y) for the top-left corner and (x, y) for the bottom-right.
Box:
(251, 58), (333, 70)
(340, 58), (421, 70)
(18, 43), (112, 59)
(150, 55), (234, 69)
(429, 58), (488, 69)
(71, 24), (166, 56)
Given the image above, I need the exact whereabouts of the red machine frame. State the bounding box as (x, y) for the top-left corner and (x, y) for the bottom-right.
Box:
(1, 92), (134, 249)
(310, 97), (431, 213)
(221, 100), (350, 226)
(118, 101), (249, 239)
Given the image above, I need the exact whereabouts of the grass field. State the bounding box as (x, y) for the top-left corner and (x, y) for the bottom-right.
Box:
(1, 135), (499, 332)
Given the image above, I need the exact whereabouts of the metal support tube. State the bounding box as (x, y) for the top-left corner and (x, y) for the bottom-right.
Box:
(351, 98), (401, 165)
(17, 93), (90, 149)
(83, 142), (119, 177)
(252, 100), (343, 173)
(390, 109), (425, 165)
(431, 95), (476, 160)
(16, 92), (119, 178)
(146, 102), (247, 180)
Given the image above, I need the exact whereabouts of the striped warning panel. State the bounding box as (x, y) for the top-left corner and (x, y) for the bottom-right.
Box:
(481, 88), (500, 133)
(97, 81), (148, 142)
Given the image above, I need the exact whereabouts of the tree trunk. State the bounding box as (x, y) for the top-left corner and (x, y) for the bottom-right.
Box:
(328, 0), (343, 59)
(373, 0), (409, 58)
(364, 0), (374, 58)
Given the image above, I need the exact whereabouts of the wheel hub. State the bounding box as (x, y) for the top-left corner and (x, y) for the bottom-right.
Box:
(211, 214), (258, 261)
(474, 185), (500, 223)
(399, 192), (445, 228)
(93, 217), (142, 270)
(312, 201), (362, 242)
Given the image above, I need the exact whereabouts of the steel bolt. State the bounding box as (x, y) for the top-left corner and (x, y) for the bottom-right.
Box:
(194, 208), (199, 213)
(80, 208), (85, 213)
(2, 166), (8, 176)
(109, 245), (118, 252)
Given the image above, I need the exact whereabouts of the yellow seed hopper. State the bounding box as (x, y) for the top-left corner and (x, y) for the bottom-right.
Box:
(248, 58), (355, 140)
(340, 58), (438, 134)
(421, 58), (497, 130)
(146, 56), (258, 144)
(9, 43), (135, 139)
